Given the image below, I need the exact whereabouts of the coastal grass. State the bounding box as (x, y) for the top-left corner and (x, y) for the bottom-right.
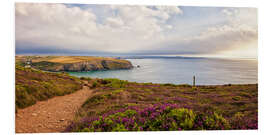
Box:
(16, 55), (130, 64)
(15, 65), (82, 110)
(14, 62), (258, 131)
(67, 78), (258, 131)
(15, 56), (132, 72)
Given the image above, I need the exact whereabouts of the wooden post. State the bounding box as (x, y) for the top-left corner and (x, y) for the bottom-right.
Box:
(193, 76), (195, 87)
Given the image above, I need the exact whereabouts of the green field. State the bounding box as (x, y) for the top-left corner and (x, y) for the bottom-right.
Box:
(15, 56), (133, 72)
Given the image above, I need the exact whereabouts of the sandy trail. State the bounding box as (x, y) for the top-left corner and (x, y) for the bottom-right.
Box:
(15, 85), (93, 133)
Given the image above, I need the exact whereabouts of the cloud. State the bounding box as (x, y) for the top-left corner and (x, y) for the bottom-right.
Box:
(16, 3), (183, 53)
(105, 17), (124, 27)
(222, 8), (257, 27)
(147, 24), (257, 55)
(15, 3), (257, 58)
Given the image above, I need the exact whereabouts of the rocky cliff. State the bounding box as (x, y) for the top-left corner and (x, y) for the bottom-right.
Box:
(16, 56), (133, 72)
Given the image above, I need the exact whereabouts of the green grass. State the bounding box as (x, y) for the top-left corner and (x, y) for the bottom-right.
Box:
(15, 65), (82, 110)
(68, 78), (257, 131)
(14, 59), (257, 131)
(15, 56), (133, 72)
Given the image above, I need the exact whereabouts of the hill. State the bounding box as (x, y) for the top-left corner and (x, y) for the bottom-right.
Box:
(15, 61), (258, 131)
(66, 78), (258, 131)
(15, 65), (82, 110)
(15, 56), (133, 72)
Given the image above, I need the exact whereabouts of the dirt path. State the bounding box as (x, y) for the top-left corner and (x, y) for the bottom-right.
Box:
(15, 85), (93, 133)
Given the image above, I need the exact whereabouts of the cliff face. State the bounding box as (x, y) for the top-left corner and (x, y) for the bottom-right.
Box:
(18, 56), (133, 72)
(44, 60), (133, 72)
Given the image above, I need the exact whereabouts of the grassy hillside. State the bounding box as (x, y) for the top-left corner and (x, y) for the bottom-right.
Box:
(14, 57), (258, 131)
(15, 65), (83, 110)
(16, 56), (133, 72)
(66, 78), (258, 131)
(31, 56), (131, 64)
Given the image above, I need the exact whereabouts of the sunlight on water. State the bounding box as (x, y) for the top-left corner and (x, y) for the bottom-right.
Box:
(68, 58), (258, 85)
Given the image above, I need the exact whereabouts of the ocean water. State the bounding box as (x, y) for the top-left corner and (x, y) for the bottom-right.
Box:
(68, 58), (258, 85)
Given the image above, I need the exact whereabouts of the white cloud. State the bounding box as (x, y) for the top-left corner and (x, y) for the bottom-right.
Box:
(222, 8), (237, 16)
(16, 3), (183, 53)
(222, 8), (257, 28)
(15, 3), (257, 58)
(105, 17), (124, 27)
(151, 23), (257, 57)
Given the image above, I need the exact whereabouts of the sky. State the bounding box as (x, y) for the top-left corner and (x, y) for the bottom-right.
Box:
(15, 3), (258, 58)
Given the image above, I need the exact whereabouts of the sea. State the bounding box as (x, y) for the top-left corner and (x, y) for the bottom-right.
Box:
(68, 56), (258, 85)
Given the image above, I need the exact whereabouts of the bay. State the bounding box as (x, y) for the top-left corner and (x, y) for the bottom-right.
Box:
(68, 57), (258, 85)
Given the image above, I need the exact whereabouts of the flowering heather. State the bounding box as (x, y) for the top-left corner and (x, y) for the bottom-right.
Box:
(65, 103), (255, 132)
(67, 78), (258, 132)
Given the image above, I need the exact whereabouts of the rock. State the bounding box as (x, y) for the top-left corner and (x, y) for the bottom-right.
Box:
(32, 113), (37, 116)
(59, 119), (65, 122)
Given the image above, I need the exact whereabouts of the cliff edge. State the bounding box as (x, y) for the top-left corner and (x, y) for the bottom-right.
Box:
(16, 56), (133, 72)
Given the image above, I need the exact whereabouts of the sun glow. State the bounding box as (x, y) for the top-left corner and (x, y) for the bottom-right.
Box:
(215, 41), (258, 59)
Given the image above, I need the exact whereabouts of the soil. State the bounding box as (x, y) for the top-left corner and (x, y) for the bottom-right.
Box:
(15, 85), (93, 133)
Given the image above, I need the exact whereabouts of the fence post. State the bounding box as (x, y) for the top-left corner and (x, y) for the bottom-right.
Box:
(193, 76), (195, 87)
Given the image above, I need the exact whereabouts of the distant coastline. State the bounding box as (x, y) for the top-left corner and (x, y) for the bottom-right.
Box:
(15, 55), (258, 132)
(15, 56), (133, 72)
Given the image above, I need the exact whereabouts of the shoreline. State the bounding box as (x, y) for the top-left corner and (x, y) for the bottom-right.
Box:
(67, 72), (258, 86)
(15, 65), (258, 131)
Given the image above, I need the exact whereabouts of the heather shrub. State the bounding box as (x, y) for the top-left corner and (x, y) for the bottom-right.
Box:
(178, 84), (192, 87)
(15, 85), (36, 108)
(65, 79), (257, 131)
(230, 112), (245, 129)
(82, 94), (106, 107)
(167, 108), (196, 129)
(81, 128), (90, 132)
(239, 92), (252, 98)
(112, 89), (124, 95)
(103, 78), (128, 88)
(112, 124), (128, 131)
(230, 112), (258, 129)
(91, 81), (99, 88)
(66, 103), (237, 132)
(232, 96), (241, 101)
(80, 77), (92, 81)
(15, 65), (82, 109)
(203, 112), (230, 130)
(162, 83), (177, 87)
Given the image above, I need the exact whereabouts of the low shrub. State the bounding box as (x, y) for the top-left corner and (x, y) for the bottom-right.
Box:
(91, 81), (99, 88)
(168, 108), (196, 129)
(230, 112), (258, 129)
(102, 78), (128, 88)
(232, 96), (241, 101)
(82, 94), (106, 108)
(162, 83), (177, 87)
(178, 84), (192, 88)
(15, 65), (82, 109)
(203, 112), (230, 130)
(80, 77), (92, 81)
(65, 103), (236, 132)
